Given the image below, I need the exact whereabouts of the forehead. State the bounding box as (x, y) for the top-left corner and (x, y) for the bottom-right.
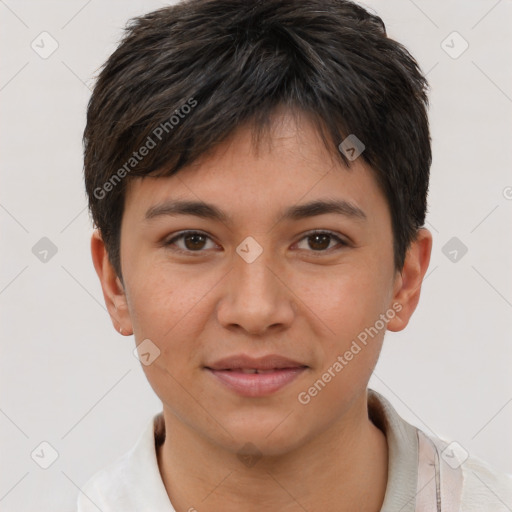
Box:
(122, 110), (388, 227)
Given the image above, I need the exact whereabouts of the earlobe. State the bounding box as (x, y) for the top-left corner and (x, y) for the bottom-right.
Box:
(386, 228), (432, 332)
(90, 229), (134, 336)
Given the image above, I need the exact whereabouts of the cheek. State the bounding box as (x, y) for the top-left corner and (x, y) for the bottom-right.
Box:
(296, 265), (391, 340)
(127, 272), (207, 402)
(128, 264), (201, 330)
(293, 265), (392, 396)
(125, 265), (224, 369)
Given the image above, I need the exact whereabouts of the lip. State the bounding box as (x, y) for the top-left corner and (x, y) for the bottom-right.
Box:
(205, 354), (308, 397)
(206, 354), (306, 371)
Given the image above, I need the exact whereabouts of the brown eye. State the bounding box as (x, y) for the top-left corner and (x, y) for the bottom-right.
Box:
(182, 233), (207, 250)
(295, 231), (347, 253)
(307, 233), (331, 251)
(165, 231), (217, 254)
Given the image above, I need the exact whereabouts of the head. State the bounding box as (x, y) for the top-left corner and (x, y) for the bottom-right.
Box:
(86, 0), (432, 455)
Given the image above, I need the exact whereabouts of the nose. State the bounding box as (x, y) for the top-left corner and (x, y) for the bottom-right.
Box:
(216, 244), (295, 336)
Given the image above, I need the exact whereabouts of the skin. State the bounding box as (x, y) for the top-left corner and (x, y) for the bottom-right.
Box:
(91, 107), (432, 512)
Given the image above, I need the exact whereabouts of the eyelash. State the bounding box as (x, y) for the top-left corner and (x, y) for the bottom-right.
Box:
(163, 230), (349, 256)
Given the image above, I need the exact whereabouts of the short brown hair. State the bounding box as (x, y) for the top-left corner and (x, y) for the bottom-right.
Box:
(83, 0), (431, 281)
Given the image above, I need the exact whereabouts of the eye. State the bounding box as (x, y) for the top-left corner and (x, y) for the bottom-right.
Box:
(163, 229), (348, 255)
(294, 230), (348, 253)
(164, 231), (219, 254)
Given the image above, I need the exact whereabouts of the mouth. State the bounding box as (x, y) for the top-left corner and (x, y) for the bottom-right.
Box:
(217, 368), (299, 374)
(205, 354), (307, 371)
(204, 354), (309, 397)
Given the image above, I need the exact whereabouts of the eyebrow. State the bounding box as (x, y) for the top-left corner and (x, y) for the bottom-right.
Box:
(144, 198), (367, 224)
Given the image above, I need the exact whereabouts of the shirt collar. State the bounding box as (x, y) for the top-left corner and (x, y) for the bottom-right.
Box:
(368, 388), (419, 512)
(78, 388), (420, 511)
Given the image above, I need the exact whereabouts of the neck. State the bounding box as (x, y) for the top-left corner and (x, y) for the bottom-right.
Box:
(157, 392), (388, 512)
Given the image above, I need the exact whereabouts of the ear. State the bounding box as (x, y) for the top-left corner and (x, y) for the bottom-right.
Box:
(90, 229), (133, 336)
(386, 228), (432, 332)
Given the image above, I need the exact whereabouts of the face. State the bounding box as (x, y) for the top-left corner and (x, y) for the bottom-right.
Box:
(108, 110), (408, 456)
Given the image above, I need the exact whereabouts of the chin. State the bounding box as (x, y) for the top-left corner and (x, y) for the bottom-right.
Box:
(215, 414), (310, 457)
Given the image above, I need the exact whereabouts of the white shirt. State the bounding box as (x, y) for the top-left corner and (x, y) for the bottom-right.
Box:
(75, 389), (512, 511)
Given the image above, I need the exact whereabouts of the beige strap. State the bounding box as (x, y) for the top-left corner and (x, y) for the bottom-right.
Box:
(415, 430), (464, 511)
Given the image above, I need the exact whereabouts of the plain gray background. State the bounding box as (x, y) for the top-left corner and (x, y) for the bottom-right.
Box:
(1, 0), (511, 510)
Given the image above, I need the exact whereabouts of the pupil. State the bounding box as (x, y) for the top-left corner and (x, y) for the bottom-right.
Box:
(310, 234), (329, 250)
(185, 234), (205, 250)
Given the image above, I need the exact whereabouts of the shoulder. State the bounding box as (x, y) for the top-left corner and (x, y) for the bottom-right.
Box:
(367, 390), (512, 511)
(420, 429), (512, 511)
(75, 442), (139, 511)
(459, 454), (512, 511)
(75, 413), (169, 512)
